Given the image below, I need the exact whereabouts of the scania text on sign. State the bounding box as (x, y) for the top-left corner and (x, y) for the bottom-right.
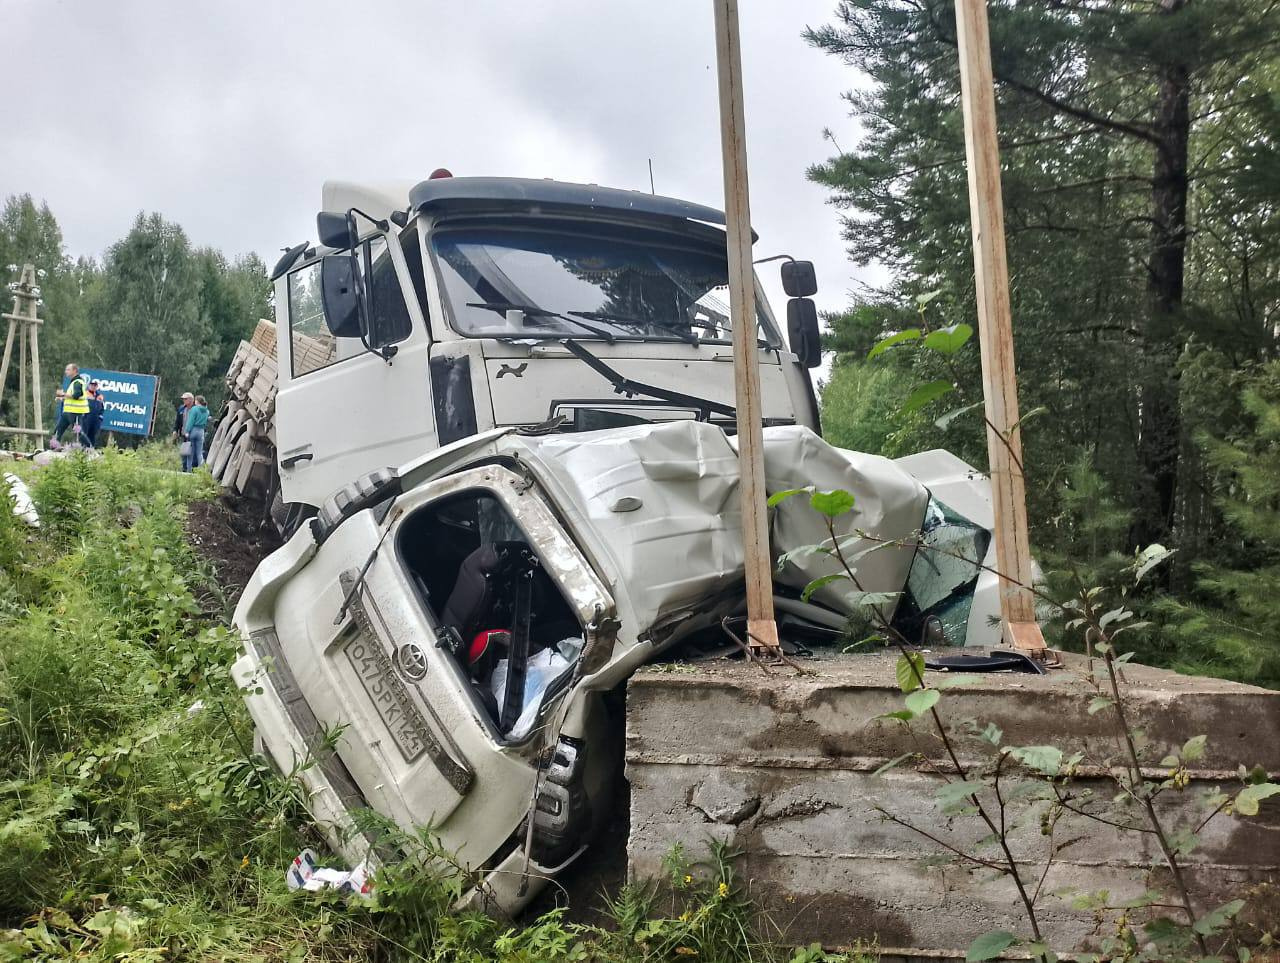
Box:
(60, 368), (160, 436)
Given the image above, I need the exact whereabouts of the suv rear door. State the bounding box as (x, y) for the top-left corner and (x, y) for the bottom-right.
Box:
(256, 464), (615, 868)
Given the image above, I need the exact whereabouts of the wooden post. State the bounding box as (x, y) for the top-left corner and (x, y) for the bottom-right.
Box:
(1, 264), (48, 450)
(28, 312), (43, 436)
(713, 0), (780, 655)
(954, 0), (1046, 656)
(18, 311), (27, 433)
(0, 318), (15, 410)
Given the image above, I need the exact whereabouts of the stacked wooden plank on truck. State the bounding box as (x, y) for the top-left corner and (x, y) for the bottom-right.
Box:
(207, 319), (279, 502)
(250, 319), (276, 356)
(289, 330), (336, 374)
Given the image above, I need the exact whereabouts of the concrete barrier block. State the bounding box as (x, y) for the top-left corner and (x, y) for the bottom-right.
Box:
(626, 654), (1280, 956)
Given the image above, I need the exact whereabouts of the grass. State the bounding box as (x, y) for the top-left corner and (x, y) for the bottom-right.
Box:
(0, 446), (877, 962)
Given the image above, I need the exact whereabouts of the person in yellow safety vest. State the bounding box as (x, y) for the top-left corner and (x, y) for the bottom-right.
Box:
(50, 363), (90, 447)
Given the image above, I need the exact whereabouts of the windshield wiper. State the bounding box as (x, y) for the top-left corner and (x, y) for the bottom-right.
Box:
(466, 301), (616, 343)
(567, 310), (699, 345)
(558, 338), (736, 420)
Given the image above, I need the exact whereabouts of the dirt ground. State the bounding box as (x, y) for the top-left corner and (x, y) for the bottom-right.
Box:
(186, 492), (282, 611)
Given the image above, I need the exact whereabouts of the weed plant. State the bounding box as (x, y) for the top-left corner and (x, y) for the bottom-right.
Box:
(0, 449), (875, 962)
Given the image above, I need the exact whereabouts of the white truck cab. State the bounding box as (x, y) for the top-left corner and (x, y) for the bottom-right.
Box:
(269, 176), (823, 514)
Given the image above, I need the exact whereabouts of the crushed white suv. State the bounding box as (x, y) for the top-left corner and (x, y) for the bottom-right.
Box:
(232, 421), (1001, 913)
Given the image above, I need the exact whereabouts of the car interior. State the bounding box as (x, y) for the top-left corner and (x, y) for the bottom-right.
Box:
(397, 490), (583, 739)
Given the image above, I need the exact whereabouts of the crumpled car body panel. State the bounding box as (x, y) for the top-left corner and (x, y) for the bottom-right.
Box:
(233, 421), (998, 915)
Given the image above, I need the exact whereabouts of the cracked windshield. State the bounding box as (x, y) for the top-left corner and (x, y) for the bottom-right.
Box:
(433, 225), (776, 343)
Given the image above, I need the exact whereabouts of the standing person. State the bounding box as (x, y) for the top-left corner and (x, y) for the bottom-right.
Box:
(49, 363), (89, 447)
(81, 383), (105, 449)
(172, 395), (190, 442)
(183, 394), (209, 471)
(176, 392), (194, 468)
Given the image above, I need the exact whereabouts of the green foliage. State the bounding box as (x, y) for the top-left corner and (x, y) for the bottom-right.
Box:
(90, 213), (209, 406)
(966, 930), (1016, 962)
(1144, 360), (1280, 687)
(0, 195), (93, 425)
(195, 248), (271, 411)
(1, 196), (266, 434)
(809, 0), (1280, 634)
(0, 452), (879, 963)
(818, 360), (909, 456)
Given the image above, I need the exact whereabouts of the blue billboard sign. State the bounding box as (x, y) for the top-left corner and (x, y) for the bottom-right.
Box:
(61, 368), (161, 436)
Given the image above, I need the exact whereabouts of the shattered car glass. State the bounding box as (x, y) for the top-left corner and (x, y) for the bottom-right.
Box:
(892, 497), (992, 645)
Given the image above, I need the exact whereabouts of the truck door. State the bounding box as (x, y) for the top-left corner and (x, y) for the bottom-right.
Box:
(274, 231), (436, 509)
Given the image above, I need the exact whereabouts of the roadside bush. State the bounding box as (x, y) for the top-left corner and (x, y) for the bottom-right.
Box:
(0, 448), (876, 962)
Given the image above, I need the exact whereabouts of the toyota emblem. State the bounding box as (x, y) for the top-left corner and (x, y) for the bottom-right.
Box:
(396, 643), (429, 681)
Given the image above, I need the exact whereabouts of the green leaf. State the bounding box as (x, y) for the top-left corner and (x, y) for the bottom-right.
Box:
(809, 489), (856, 517)
(877, 709), (916, 722)
(916, 290), (942, 306)
(936, 401), (985, 430)
(903, 379), (955, 413)
(1006, 745), (1064, 776)
(831, 588), (901, 609)
(980, 722), (1003, 746)
(1099, 608), (1132, 629)
(1181, 735), (1207, 763)
(923, 323), (974, 356)
(1142, 916), (1184, 944)
(801, 572), (850, 602)
(868, 328), (922, 359)
(776, 543), (833, 569)
(967, 930), (1017, 961)
(1087, 696), (1113, 716)
(1023, 942), (1057, 963)
(1010, 406), (1048, 433)
(1192, 899), (1245, 936)
(936, 779), (986, 810)
(767, 487), (811, 507)
(1234, 782), (1280, 816)
(873, 752), (915, 776)
(1111, 621), (1151, 638)
(905, 688), (940, 715)
(1134, 544), (1174, 583)
(896, 652), (926, 693)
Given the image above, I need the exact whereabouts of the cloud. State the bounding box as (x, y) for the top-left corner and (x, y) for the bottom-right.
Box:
(8, 1), (872, 321)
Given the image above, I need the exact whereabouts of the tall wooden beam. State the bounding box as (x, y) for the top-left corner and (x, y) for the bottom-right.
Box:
(713, 0), (780, 655)
(1, 264), (47, 450)
(954, 0), (1046, 656)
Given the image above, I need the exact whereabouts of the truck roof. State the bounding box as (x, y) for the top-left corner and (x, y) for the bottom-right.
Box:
(407, 176), (730, 229)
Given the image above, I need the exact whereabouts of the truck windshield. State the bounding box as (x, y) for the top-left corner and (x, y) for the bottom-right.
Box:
(432, 224), (777, 344)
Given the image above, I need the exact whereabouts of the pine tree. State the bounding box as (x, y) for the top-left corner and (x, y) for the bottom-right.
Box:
(1153, 361), (1280, 686)
(807, 0), (1280, 548)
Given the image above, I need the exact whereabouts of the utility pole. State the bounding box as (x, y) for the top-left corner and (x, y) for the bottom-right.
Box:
(954, 0), (1046, 657)
(713, 0), (780, 656)
(0, 263), (47, 450)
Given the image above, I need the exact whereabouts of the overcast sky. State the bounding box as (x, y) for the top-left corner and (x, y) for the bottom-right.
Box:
(7, 1), (874, 335)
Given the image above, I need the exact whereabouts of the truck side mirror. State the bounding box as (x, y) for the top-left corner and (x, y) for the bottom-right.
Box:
(317, 211), (354, 250)
(787, 298), (822, 369)
(781, 260), (818, 298)
(319, 254), (365, 338)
